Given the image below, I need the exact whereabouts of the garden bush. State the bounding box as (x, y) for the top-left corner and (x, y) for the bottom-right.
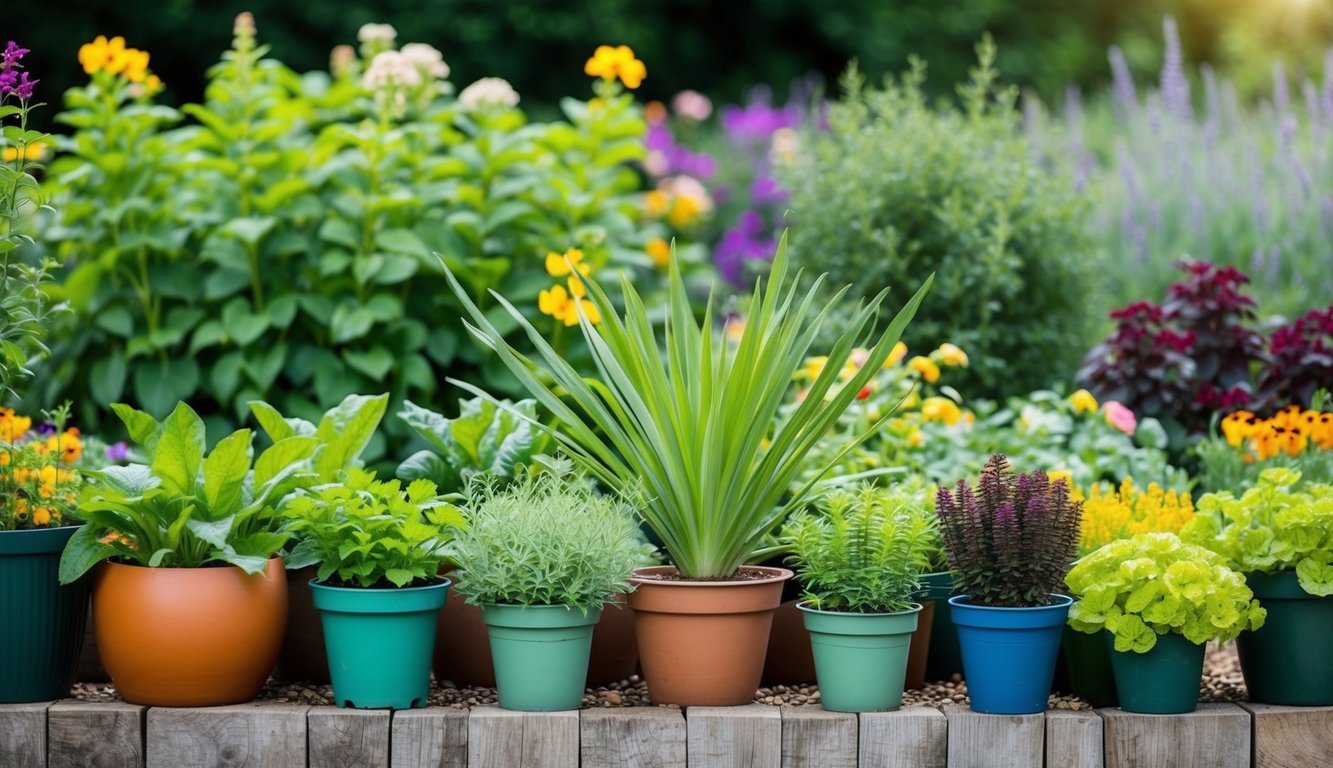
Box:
(778, 39), (1095, 397)
(29, 20), (690, 453)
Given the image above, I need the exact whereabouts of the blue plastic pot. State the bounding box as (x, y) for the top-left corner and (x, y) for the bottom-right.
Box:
(949, 594), (1072, 714)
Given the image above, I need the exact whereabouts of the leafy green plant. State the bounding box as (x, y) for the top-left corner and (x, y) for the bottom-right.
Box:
(248, 393), (390, 483)
(1067, 533), (1266, 652)
(58, 400), (317, 582)
(451, 464), (649, 611)
(1181, 468), (1333, 597)
(396, 396), (549, 493)
(282, 467), (464, 588)
(935, 454), (1082, 607)
(781, 484), (936, 613)
(444, 233), (931, 578)
(778, 38), (1093, 397)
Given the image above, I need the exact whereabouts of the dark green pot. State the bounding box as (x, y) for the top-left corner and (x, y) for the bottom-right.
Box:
(918, 571), (964, 681)
(1063, 626), (1118, 707)
(1108, 632), (1204, 714)
(0, 526), (90, 703)
(1236, 570), (1333, 705)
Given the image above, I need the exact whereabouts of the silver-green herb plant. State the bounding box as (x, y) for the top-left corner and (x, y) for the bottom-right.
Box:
(450, 467), (651, 612)
(444, 233), (931, 579)
(781, 484), (936, 613)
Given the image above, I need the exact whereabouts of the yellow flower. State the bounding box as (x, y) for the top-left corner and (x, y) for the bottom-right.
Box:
(0, 408), (32, 443)
(31, 507), (52, 526)
(668, 195), (703, 228)
(644, 190), (669, 217)
(909, 356), (940, 384)
(1078, 478), (1194, 555)
(935, 343), (968, 367)
(1068, 389), (1099, 415)
(797, 356), (828, 382)
(646, 238), (671, 268)
(538, 283), (600, 327)
(884, 341), (908, 368)
(584, 45), (646, 89)
(77, 35), (153, 82)
(2, 141), (47, 163)
(920, 397), (963, 425)
(545, 248), (590, 278)
(907, 428), (925, 447)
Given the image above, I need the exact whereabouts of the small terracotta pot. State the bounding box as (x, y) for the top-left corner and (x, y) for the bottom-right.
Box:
(762, 599), (815, 684)
(628, 565), (790, 706)
(94, 558), (287, 707)
(904, 600), (936, 690)
(275, 565), (330, 683)
(435, 593), (639, 688)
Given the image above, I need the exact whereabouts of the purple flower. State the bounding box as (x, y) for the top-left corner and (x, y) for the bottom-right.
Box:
(36, 422), (57, 435)
(644, 123), (717, 180)
(105, 442), (130, 462)
(2, 41), (29, 70)
(715, 210), (777, 283)
(0, 40), (36, 100)
(749, 175), (787, 205)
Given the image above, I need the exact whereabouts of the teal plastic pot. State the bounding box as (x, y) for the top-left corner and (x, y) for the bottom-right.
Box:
(311, 579), (449, 709)
(482, 603), (600, 711)
(949, 594), (1072, 714)
(918, 571), (964, 682)
(799, 601), (921, 712)
(1236, 570), (1333, 705)
(0, 526), (90, 703)
(1107, 631), (1203, 714)
(1063, 627), (1118, 707)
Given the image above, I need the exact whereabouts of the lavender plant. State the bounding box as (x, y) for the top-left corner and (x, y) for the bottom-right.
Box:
(935, 454), (1082, 607)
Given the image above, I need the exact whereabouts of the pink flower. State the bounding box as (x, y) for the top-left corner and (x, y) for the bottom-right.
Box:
(671, 89), (712, 121)
(1103, 401), (1137, 436)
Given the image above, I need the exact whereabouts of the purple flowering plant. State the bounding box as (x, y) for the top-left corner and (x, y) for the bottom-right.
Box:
(935, 454), (1083, 607)
(1, 39), (61, 401)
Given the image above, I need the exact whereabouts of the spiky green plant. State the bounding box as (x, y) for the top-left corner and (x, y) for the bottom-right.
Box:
(441, 233), (931, 578)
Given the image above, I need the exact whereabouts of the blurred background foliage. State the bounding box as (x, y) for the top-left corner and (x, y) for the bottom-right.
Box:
(14, 0), (1333, 131)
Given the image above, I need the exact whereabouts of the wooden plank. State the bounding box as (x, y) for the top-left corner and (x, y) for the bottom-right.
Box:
(944, 704), (1045, 768)
(467, 706), (578, 768)
(1239, 703), (1333, 768)
(391, 708), (468, 768)
(780, 706), (856, 768)
(0, 702), (49, 768)
(858, 707), (947, 768)
(147, 703), (309, 768)
(580, 707), (687, 768)
(686, 705), (782, 768)
(49, 700), (145, 768)
(1100, 703), (1250, 768)
(308, 707), (390, 768)
(1046, 709), (1103, 768)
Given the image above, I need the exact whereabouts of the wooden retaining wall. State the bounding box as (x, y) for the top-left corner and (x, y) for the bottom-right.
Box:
(0, 700), (1328, 768)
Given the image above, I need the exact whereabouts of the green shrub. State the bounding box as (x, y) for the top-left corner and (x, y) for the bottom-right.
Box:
(778, 38), (1094, 397)
(450, 467), (649, 611)
(31, 20), (689, 450)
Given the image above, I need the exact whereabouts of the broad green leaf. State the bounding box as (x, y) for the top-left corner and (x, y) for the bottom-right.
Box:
(58, 524), (116, 584)
(111, 403), (160, 447)
(152, 402), (207, 496)
(203, 429), (253, 517)
(313, 393), (389, 479)
(254, 435), (319, 489)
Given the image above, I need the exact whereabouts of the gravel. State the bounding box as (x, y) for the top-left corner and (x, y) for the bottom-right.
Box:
(66, 641), (1250, 710)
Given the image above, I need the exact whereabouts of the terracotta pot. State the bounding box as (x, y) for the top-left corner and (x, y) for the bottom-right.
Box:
(628, 565), (790, 706)
(904, 600), (936, 690)
(94, 558), (287, 706)
(76, 605), (109, 683)
(434, 593), (639, 688)
(275, 565), (330, 683)
(762, 599), (815, 684)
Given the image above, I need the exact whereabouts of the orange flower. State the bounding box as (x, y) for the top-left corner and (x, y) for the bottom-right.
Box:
(908, 356), (940, 384)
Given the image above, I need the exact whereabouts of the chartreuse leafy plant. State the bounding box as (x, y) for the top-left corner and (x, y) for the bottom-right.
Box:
(396, 396), (549, 493)
(282, 468), (465, 589)
(935, 454), (1083, 607)
(1181, 468), (1333, 596)
(58, 401), (319, 583)
(248, 393), (389, 483)
(1067, 533), (1266, 652)
(451, 465), (650, 611)
(444, 233), (932, 579)
(781, 484), (936, 613)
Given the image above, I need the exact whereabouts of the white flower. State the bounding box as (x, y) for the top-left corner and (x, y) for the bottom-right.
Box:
(357, 23), (398, 45)
(400, 43), (449, 80)
(362, 50), (423, 91)
(458, 77), (520, 110)
(671, 90), (712, 121)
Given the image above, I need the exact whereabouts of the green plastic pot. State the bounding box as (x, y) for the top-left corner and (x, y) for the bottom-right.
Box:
(1063, 626), (1118, 707)
(482, 603), (601, 711)
(1107, 631), (1204, 714)
(799, 601), (921, 712)
(918, 571), (964, 681)
(1236, 570), (1333, 705)
(0, 526), (90, 703)
(310, 578), (450, 709)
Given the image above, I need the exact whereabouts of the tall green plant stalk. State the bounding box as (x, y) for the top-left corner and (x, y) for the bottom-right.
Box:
(443, 234), (931, 578)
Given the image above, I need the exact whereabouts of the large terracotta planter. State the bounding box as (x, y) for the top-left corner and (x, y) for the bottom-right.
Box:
(0, 526), (90, 702)
(762, 599), (816, 685)
(275, 565), (329, 683)
(94, 558), (287, 706)
(628, 565), (790, 706)
(435, 592), (638, 688)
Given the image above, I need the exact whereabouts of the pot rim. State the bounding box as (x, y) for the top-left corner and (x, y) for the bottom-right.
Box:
(947, 593), (1073, 611)
(100, 555), (285, 574)
(0, 523), (82, 555)
(629, 564), (793, 587)
(310, 577), (452, 594)
(796, 599), (923, 618)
